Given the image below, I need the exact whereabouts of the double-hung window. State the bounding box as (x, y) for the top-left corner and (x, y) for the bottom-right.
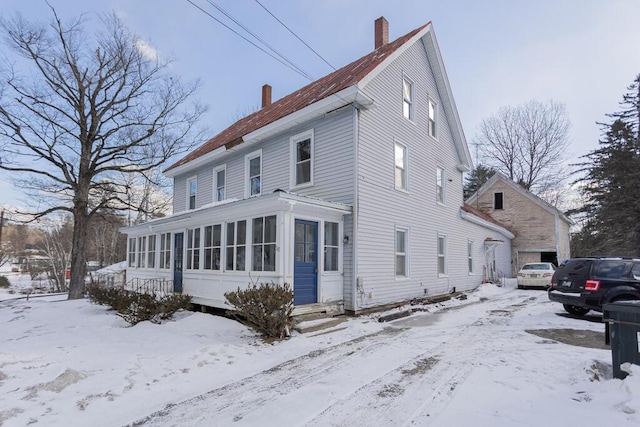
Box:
(324, 222), (339, 272)
(428, 99), (437, 138)
(436, 167), (445, 204)
(291, 130), (314, 187)
(147, 235), (156, 268)
(128, 238), (136, 268)
(214, 166), (226, 202)
(395, 142), (407, 190)
(395, 228), (408, 277)
(203, 225), (222, 270)
(187, 177), (197, 210)
(226, 220), (247, 271)
(437, 234), (447, 275)
(246, 150), (262, 197)
(137, 236), (146, 268)
(186, 228), (200, 270)
(252, 216), (276, 271)
(159, 233), (171, 269)
(403, 76), (414, 121)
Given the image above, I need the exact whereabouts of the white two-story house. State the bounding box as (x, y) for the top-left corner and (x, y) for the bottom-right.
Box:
(122, 17), (514, 314)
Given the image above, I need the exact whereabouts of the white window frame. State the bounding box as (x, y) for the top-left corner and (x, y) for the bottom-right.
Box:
(394, 141), (408, 191)
(290, 130), (314, 189)
(226, 220), (247, 271)
(428, 98), (437, 139)
(245, 150), (262, 198)
(159, 232), (171, 269)
(395, 226), (409, 278)
(214, 165), (226, 202)
(147, 234), (156, 269)
(468, 239), (474, 274)
(187, 176), (197, 210)
(402, 74), (414, 121)
(437, 234), (447, 276)
(251, 215), (277, 272)
(128, 238), (136, 268)
(203, 224), (222, 271)
(436, 166), (445, 205)
(323, 221), (340, 272)
(186, 227), (201, 270)
(137, 236), (147, 268)
(494, 191), (504, 210)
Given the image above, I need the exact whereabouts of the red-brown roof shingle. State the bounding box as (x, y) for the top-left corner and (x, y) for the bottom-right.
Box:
(165, 22), (429, 172)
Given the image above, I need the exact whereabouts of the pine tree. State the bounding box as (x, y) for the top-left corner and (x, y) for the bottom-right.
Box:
(572, 75), (640, 256)
(463, 164), (496, 200)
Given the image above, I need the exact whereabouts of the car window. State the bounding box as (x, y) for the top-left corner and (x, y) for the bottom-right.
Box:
(595, 260), (627, 279)
(632, 262), (640, 279)
(522, 264), (551, 270)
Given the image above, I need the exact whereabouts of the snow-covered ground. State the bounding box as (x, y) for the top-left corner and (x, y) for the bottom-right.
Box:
(0, 270), (639, 426)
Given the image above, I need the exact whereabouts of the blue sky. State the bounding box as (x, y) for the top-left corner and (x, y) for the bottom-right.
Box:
(2, 0), (640, 209)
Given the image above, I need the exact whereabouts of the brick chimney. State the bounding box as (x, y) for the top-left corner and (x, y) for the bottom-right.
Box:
(374, 17), (388, 49)
(261, 84), (272, 108)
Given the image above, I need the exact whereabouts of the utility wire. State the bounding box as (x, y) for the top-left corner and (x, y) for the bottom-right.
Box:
(206, 0), (314, 81)
(253, 0), (336, 71)
(186, 0), (313, 81)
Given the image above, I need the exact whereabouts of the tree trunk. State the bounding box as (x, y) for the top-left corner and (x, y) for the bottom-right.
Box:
(68, 209), (89, 299)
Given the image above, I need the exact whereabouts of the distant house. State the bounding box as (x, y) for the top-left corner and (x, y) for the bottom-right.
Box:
(122, 17), (513, 315)
(465, 172), (572, 274)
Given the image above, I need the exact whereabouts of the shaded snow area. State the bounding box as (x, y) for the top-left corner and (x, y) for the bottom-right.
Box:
(1, 282), (640, 426)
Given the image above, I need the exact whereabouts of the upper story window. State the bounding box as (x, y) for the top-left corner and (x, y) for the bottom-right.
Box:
(245, 150), (262, 197)
(187, 176), (197, 210)
(395, 227), (408, 277)
(214, 166), (226, 202)
(428, 99), (437, 138)
(436, 167), (445, 204)
(494, 192), (504, 210)
(394, 142), (407, 191)
(324, 222), (339, 272)
(403, 76), (414, 121)
(290, 130), (314, 188)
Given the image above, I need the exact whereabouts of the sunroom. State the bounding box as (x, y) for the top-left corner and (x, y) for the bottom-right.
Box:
(121, 190), (351, 314)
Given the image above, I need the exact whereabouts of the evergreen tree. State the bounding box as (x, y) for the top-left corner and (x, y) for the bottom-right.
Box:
(572, 75), (640, 256)
(464, 164), (496, 200)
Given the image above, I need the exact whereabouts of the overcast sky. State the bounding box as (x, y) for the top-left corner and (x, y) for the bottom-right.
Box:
(2, 0), (640, 210)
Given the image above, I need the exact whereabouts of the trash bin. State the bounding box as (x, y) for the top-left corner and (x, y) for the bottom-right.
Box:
(603, 301), (640, 379)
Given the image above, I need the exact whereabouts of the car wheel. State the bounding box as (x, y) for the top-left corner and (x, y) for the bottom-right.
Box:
(563, 304), (590, 316)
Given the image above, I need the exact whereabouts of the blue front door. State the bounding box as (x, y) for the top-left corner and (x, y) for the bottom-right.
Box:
(173, 232), (184, 293)
(294, 220), (318, 305)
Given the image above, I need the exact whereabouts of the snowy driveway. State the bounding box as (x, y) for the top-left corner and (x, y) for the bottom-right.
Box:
(132, 288), (637, 427)
(1, 284), (638, 427)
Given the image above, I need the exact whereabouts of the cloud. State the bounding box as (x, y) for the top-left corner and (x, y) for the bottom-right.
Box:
(136, 39), (159, 62)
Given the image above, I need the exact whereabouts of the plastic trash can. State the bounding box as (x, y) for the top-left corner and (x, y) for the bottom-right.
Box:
(603, 301), (640, 379)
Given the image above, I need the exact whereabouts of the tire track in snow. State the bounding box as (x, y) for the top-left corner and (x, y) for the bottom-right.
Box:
(129, 292), (541, 427)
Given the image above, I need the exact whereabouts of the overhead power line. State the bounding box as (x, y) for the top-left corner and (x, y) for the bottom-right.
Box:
(253, 0), (336, 71)
(186, 0), (313, 81)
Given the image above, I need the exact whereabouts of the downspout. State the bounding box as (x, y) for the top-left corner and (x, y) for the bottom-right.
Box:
(352, 105), (360, 313)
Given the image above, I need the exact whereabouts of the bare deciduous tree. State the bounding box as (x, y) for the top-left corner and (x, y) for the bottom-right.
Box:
(475, 100), (571, 201)
(0, 8), (206, 298)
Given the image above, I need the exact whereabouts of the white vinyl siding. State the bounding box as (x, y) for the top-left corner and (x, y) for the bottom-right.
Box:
(290, 130), (314, 188)
(394, 141), (407, 191)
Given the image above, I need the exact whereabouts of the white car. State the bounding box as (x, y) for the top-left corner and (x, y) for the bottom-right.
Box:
(517, 263), (556, 289)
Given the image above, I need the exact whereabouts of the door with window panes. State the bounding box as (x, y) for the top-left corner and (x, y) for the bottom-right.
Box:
(294, 220), (318, 305)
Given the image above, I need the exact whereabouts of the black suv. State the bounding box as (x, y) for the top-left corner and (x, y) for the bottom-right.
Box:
(548, 258), (640, 315)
